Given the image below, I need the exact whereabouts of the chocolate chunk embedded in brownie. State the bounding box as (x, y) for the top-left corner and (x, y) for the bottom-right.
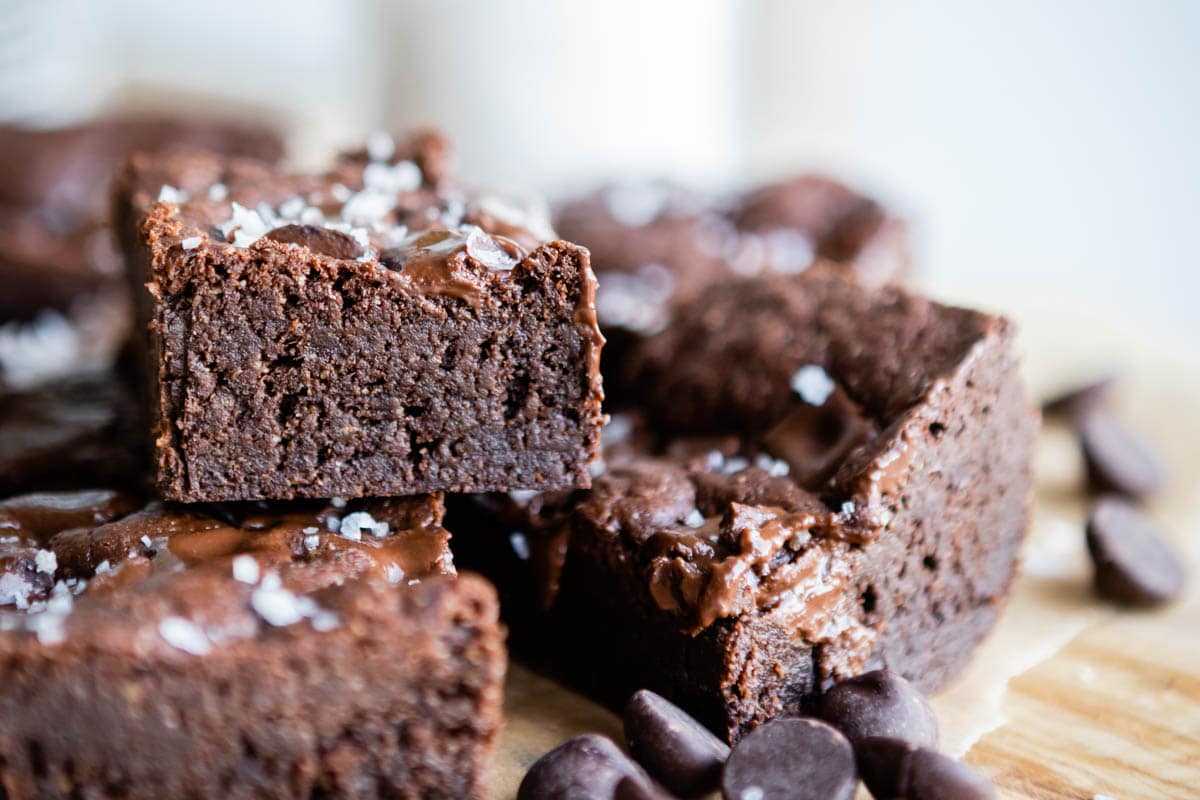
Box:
(452, 273), (1036, 743)
(0, 489), (504, 800)
(115, 146), (604, 502)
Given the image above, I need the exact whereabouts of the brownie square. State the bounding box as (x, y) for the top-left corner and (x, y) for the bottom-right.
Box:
(451, 272), (1036, 743)
(116, 141), (604, 502)
(0, 490), (504, 799)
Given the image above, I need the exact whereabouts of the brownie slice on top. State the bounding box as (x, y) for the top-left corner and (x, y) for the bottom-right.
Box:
(115, 136), (604, 502)
(451, 271), (1036, 743)
(0, 489), (504, 800)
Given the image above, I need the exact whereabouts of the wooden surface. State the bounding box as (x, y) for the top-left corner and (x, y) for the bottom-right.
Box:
(483, 307), (1200, 800)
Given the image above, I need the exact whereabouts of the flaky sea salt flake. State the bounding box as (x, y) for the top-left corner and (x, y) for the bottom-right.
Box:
(340, 511), (388, 540)
(34, 549), (56, 575)
(790, 364), (835, 406)
(157, 184), (188, 204)
(159, 616), (212, 655)
(366, 131), (395, 162)
(232, 554), (260, 584)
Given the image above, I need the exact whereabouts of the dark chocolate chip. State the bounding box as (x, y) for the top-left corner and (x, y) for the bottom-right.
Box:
(1079, 412), (1164, 497)
(721, 718), (856, 800)
(818, 669), (938, 748)
(1086, 497), (1185, 607)
(615, 776), (678, 800)
(624, 689), (730, 797)
(518, 734), (655, 800)
(263, 224), (364, 260)
(1042, 377), (1114, 420)
(857, 737), (996, 800)
(761, 384), (875, 489)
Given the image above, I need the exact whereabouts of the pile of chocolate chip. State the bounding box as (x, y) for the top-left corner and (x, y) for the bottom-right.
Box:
(1044, 377), (1187, 606)
(518, 670), (993, 800)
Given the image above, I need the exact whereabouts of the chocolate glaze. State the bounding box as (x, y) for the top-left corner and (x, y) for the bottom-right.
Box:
(575, 457), (872, 663)
(2, 491), (453, 618)
(382, 228), (526, 305)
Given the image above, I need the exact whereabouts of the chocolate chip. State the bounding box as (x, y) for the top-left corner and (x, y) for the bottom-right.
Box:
(761, 385), (875, 489)
(518, 734), (655, 800)
(857, 737), (996, 800)
(1079, 412), (1164, 497)
(818, 669), (938, 748)
(1042, 377), (1114, 420)
(1086, 497), (1185, 607)
(624, 689), (730, 797)
(615, 776), (678, 800)
(720, 718), (856, 800)
(264, 224), (364, 260)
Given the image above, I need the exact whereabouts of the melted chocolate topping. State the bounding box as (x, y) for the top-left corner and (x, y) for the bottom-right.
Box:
(1, 492), (452, 616)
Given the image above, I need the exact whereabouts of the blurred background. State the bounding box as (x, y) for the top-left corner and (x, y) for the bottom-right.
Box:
(3, 0), (1198, 352)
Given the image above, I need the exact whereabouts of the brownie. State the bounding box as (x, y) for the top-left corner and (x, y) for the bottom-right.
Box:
(452, 272), (1036, 743)
(115, 141), (604, 502)
(0, 116), (283, 387)
(0, 372), (144, 497)
(553, 177), (907, 404)
(0, 489), (504, 799)
(730, 175), (908, 287)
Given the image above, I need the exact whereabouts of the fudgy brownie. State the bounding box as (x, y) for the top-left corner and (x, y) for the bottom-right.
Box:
(553, 177), (907, 403)
(0, 489), (504, 799)
(115, 139), (604, 502)
(0, 116), (283, 386)
(451, 272), (1036, 743)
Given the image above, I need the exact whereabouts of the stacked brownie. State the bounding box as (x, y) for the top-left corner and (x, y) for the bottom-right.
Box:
(0, 129), (608, 798)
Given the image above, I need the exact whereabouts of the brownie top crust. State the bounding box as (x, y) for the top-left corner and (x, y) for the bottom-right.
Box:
(627, 273), (1005, 538)
(120, 132), (598, 357)
(631, 271), (992, 438)
(121, 128), (560, 279)
(0, 489), (452, 650)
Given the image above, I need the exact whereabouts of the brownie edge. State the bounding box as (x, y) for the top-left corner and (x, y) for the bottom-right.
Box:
(119, 148), (605, 501)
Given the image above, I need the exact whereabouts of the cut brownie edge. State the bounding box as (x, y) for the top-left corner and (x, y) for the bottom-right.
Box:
(130, 192), (602, 502)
